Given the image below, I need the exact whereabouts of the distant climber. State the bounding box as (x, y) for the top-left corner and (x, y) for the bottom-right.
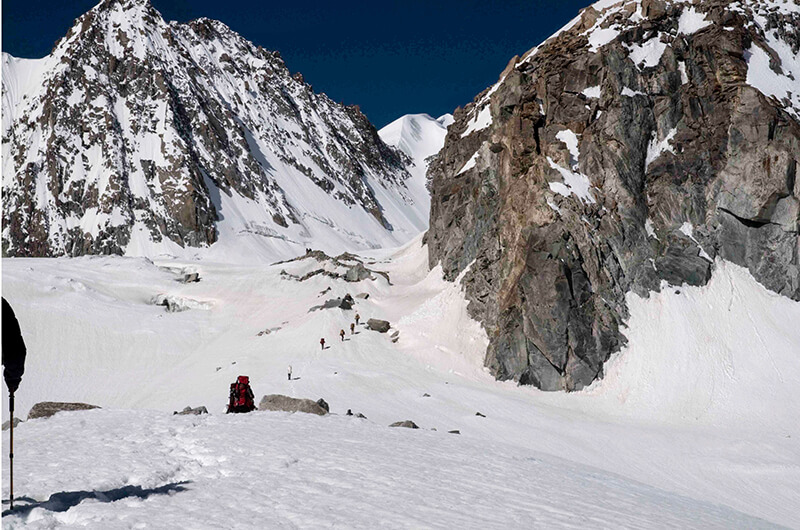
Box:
(340, 329), (345, 341)
(350, 322), (355, 335)
(287, 365), (292, 381)
(320, 338), (325, 350)
(227, 375), (255, 413)
(355, 313), (360, 325)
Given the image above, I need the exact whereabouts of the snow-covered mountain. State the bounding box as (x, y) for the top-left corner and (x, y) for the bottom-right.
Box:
(379, 113), (453, 163)
(2, 0), (428, 261)
(378, 113), (453, 222)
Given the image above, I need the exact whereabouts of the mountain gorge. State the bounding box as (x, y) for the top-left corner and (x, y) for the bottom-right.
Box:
(427, 0), (800, 390)
(2, 0), (428, 260)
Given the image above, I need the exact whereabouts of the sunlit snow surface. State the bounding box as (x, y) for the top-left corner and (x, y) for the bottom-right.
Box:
(3, 238), (800, 527)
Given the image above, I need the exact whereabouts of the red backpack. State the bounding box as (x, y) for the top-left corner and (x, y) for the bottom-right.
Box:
(227, 375), (255, 413)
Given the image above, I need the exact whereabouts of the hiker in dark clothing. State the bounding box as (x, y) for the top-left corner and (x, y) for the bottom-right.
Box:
(350, 323), (355, 335)
(320, 338), (325, 350)
(2, 298), (27, 394)
(287, 365), (292, 381)
(340, 329), (345, 341)
(355, 313), (360, 326)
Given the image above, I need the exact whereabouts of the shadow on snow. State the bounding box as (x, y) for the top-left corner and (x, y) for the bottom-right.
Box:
(2, 481), (191, 517)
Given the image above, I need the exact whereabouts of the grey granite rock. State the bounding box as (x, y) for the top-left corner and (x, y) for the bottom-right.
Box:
(367, 319), (391, 333)
(389, 420), (419, 429)
(174, 406), (208, 415)
(28, 402), (100, 420)
(258, 394), (328, 416)
(427, 0), (800, 391)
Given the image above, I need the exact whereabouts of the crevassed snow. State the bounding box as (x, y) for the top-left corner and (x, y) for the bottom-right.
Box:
(2, 239), (800, 527)
(678, 6), (712, 35)
(547, 156), (596, 204)
(645, 127), (676, 170)
(460, 105), (492, 138)
(625, 36), (668, 69)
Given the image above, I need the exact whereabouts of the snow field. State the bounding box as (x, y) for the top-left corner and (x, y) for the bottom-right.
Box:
(2, 237), (799, 527)
(1, 409), (778, 529)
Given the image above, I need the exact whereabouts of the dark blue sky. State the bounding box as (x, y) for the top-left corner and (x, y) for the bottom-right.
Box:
(2, 0), (589, 128)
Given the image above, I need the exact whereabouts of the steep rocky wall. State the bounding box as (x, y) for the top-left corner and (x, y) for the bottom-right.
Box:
(427, 0), (800, 390)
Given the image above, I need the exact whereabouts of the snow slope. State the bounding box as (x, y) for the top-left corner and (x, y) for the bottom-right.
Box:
(2, 238), (800, 527)
(1, 410), (777, 529)
(378, 113), (452, 226)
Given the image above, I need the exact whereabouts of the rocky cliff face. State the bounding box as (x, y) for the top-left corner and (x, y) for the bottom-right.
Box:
(427, 0), (800, 390)
(2, 0), (422, 258)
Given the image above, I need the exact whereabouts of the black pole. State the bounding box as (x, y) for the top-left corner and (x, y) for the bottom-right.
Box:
(9, 391), (14, 511)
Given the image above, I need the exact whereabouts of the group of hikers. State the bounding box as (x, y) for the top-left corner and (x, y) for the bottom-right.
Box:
(228, 312), (364, 414)
(319, 313), (360, 350)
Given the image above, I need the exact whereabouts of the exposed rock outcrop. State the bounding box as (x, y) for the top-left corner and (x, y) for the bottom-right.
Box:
(28, 401), (100, 420)
(389, 420), (419, 429)
(2, 418), (22, 430)
(174, 406), (208, 415)
(309, 293), (355, 312)
(427, 0), (800, 391)
(258, 394), (328, 416)
(367, 319), (391, 333)
(278, 251), (390, 284)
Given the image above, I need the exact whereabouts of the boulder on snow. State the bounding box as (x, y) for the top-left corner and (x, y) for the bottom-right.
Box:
(309, 294), (355, 312)
(367, 318), (391, 333)
(355, 292), (370, 299)
(2, 417), (22, 430)
(315, 398), (330, 413)
(180, 272), (200, 283)
(174, 406), (208, 415)
(389, 420), (419, 429)
(258, 394), (328, 416)
(340, 294), (355, 310)
(345, 263), (373, 282)
(28, 401), (100, 420)
(152, 294), (213, 312)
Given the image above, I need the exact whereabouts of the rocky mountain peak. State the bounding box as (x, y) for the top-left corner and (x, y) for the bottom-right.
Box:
(427, 0), (800, 391)
(2, 1), (424, 260)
